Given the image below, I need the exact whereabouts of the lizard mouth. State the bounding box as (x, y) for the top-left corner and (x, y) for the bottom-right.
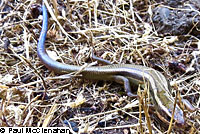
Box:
(155, 108), (186, 128)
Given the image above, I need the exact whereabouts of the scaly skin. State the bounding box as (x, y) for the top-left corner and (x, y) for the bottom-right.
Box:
(37, 4), (185, 127)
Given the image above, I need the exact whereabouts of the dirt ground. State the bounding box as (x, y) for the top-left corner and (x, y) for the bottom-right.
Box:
(0, 0), (200, 133)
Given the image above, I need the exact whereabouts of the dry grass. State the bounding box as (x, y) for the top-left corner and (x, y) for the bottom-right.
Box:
(0, 0), (200, 133)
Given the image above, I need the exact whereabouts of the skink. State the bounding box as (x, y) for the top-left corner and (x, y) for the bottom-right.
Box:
(37, 4), (185, 127)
